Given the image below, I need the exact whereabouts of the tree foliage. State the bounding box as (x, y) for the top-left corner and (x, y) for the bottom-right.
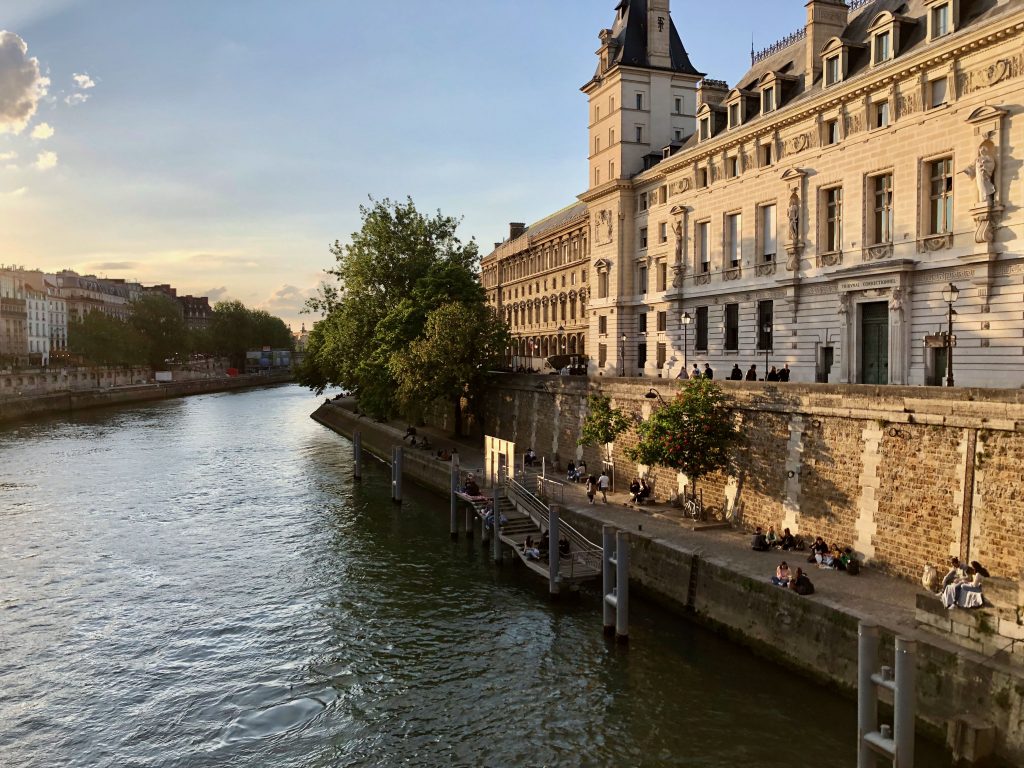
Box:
(625, 378), (740, 491)
(577, 394), (632, 458)
(210, 300), (293, 368)
(298, 197), (503, 423)
(69, 311), (148, 367)
(129, 294), (188, 369)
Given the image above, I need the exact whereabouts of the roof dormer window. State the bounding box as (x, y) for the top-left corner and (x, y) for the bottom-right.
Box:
(873, 31), (891, 65)
(820, 38), (861, 88)
(699, 116), (711, 141)
(867, 10), (913, 67)
(762, 86), (775, 114)
(728, 102), (740, 129)
(825, 54), (841, 87)
(925, 0), (958, 42)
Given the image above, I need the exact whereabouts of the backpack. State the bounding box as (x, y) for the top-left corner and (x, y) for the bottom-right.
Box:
(846, 558), (861, 576)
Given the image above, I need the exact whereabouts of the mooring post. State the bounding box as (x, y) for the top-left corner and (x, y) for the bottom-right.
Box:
(541, 456), (546, 480)
(602, 525), (615, 635)
(894, 637), (916, 767)
(449, 453), (459, 540)
(548, 505), (561, 596)
(615, 529), (629, 643)
(857, 622), (880, 768)
(353, 430), (362, 480)
(492, 478), (503, 563)
(391, 445), (403, 503)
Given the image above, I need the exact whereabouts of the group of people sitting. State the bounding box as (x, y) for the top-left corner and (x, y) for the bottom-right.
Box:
(402, 425), (433, 450)
(627, 477), (652, 505)
(724, 364), (792, 382)
(936, 556), (989, 609)
(521, 531), (571, 561)
(752, 528), (861, 576)
(769, 561), (815, 595)
(566, 460), (587, 482)
(462, 474), (481, 497)
(750, 525), (801, 552)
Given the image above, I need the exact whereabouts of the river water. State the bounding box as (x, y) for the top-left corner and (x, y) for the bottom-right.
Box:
(0, 385), (949, 767)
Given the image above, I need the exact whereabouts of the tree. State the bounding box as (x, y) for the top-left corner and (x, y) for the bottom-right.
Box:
(68, 312), (147, 368)
(625, 377), (740, 495)
(209, 300), (294, 369)
(577, 394), (632, 463)
(129, 294), (188, 369)
(298, 197), (492, 420)
(389, 301), (510, 434)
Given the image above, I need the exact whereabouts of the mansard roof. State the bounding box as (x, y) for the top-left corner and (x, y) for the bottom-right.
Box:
(592, 0), (701, 80)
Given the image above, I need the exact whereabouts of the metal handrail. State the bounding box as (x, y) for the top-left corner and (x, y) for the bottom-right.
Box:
(536, 476), (565, 505)
(505, 477), (602, 576)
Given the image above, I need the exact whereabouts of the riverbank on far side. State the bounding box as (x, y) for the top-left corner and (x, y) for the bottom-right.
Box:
(0, 372), (294, 424)
(311, 399), (1021, 767)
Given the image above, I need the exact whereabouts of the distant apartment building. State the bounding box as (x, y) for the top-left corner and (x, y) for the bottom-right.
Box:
(179, 295), (212, 330)
(46, 277), (68, 358)
(53, 270), (137, 323)
(0, 271), (28, 365)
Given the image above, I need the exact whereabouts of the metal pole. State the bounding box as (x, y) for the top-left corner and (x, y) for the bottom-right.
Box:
(615, 530), (629, 643)
(857, 622), (880, 768)
(946, 300), (955, 387)
(353, 430), (362, 480)
(541, 456), (546, 480)
(492, 483), (503, 562)
(449, 453), (459, 540)
(392, 446), (403, 503)
(894, 637), (916, 767)
(602, 526), (615, 635)
(548, 505), (561, 595)
(683, 322), (688, 372)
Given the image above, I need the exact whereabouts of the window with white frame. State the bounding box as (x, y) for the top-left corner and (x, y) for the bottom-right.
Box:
(659, 222), (668, 243)
(824, 187), (843, 253)
(825, 55), (841, 87)
(657, 262), (667, 292)
(826, 119), (840, 145)
(760, 204), (777, 262)
(699, 117), (710, 141)
(762, 86), (775, 113)
(728, 102), (740, 128)
(874, 101), (890, 129)
(697, 221), (710, 273)
(930, 76), (948, 108)
(727, 156), (738, 179)
(873, 31), (891, 64)
(931, 3), (950, 39)
(929, 157), (954, 235)
(726, 213), (742, 268)
(640, 227), (648, 249)
(872, 173), (894, 244)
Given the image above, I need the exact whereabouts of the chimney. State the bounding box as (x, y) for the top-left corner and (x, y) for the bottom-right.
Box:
(805, 0), (849, 85)
(509, 222), (527, 240)
(647, 0), (671, 69)
(697, 78), (729, 108)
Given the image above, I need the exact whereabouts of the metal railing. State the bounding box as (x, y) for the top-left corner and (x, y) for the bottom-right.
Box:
(536, 476), (565, 505)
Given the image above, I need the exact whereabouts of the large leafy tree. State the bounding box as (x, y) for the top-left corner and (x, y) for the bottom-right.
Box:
(577, 394), (632, 462)
(210, 300), (293, 368)
(626, 377), (740, 495)
(129, 294), (188, 369)
(299, 197), (496, 421)
(390, 301), (509, 434)
(69, 312), (147, 367)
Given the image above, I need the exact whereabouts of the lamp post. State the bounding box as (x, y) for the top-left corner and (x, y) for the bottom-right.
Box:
(941, 282), (959, 387)
(762, 320), (772, 378)
(680, 312), (692, 375)
(619, 333), (627, 377)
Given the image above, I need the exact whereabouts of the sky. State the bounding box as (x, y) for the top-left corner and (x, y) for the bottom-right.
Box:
(0, 0), (806, 330)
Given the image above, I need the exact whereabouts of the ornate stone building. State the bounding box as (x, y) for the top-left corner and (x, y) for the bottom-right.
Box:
(491, 0), (1024, 388)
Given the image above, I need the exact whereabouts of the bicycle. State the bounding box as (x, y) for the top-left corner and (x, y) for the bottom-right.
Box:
(682, 495), (705, 521)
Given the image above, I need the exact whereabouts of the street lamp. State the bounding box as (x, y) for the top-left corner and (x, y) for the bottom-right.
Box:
(619, 333), (627, 377)
(680, 312), (692, 374)
(762, 320), (772, 378)
(643, 387), (666, 404)
(941, 282), (959, 387)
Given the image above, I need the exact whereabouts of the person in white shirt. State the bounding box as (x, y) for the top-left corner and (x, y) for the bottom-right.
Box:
(597, 472), (610, 503)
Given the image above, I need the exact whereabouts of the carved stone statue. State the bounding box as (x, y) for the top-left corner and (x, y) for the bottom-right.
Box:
(673, 217), (683, 261)
(963, 142), (996, 205)
(787, 189), (800, 242)
(888, 288), (904, 313)
(837, 292), (850, 316)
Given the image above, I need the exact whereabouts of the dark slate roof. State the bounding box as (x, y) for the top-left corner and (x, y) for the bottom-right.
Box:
(592, 0), (702, 80)
(523, 201), (589, 241)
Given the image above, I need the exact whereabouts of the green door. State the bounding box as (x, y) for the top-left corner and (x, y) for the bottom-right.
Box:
(860, 302), (889, 385)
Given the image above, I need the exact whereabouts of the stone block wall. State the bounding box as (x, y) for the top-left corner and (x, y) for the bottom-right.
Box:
(475, 377), (1024, 585)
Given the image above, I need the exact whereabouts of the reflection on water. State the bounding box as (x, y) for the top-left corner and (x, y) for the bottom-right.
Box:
(0, 385), (949, 767)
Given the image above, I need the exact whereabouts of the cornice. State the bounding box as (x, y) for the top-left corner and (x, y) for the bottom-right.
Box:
(578, 178), (635, 204)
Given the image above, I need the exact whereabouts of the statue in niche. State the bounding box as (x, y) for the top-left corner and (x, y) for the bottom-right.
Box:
(837, 292), (850, 316)
(962, 141), (996, 205)
(787, 189), (800, 242)
(888, 288), (904, 314)
(672, 217), (683, 262)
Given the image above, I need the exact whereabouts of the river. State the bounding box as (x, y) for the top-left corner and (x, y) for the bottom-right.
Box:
(0, 385), (949, 767)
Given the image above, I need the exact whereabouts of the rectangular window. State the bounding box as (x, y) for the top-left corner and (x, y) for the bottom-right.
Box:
(726, 213), (742, 268)
(761, 143), (773, 166)
(929, 157), (954, 235)
(594, 136), (600, 154)
(674, 96), (682, 114)
(724, 304), (739, 351)
(656, 342), (667, 370)
(930, 77), (948, 108)
(699, 117), (710, 141)
(640, 227), (648, 249)
(595, 167), (601, 185)
(638, 193), (648, 212)
(598, 343), (607, 368)
(933, 4), (950, 37)
(638, 265), (648, 294)
(762, 86), (775, 113)
(637, 343), (647, 370)
(727, 156), (738, 178)
(659, 222), (668, 243)
(873, 173), (894, 244)
(875, 101), (889, 129)
(873, 31), (891, 64)
(826, 119), (840, 145)
(636, 92), (644, 110)
(825, 55), (841, 86)
(635, 125), (644, 143)
(697, 167), (708, 188)
(695, 306), (709, 351)
(609, 161), (615, 179)
(729, 102), (740, 128)
(638, 313), (647, 334)
(656, 311), (667, 332)
(757, 300), (773, 351)
(599, 315), (607, 335)
(673, 128), (683, 141)
(657, 262), (667, 292)
(760, 204), (777, 262)
(697, 221), (710, 272)
(825, 187), (843, 253)
(598, 271), (609, 299)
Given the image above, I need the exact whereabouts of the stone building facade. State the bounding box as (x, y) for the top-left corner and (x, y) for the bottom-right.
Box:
(489, 0), (1024, 388)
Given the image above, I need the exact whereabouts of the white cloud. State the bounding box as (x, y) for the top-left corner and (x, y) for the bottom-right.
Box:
(6, 186), (26, 196)
(0, 150), (16, 161)
(30, 122), (53, 139)
(0, 31), (50, 134)
(34, 150), (57, 170)
(205, 286), (229, 302)
(64, 92), (89, 106)
(72, 72), (95, 89)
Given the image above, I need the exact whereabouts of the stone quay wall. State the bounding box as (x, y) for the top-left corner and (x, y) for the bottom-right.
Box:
(0, 372), (293, 424)
(476, 377), (1024, 585)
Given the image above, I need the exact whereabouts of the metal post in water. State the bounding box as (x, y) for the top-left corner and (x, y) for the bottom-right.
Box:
(449, 454), (459, 541)
(353, 430), (362, 480)
(894, 637), (916, 767)
(548, 505), (561, 596)
(857, 622), (880, 768)
(392, 445), (403, 503)
(602, 525), (615, 635)
(615, 530), (629, 643)
(492, 483), (503, 563)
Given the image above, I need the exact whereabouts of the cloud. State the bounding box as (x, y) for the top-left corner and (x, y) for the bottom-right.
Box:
(261, 283), (319, 319)
(72, 72), (94, 89)
(64, 92), (89, 106)
(205, 286), (229, 301)
(90, 261), (139, 271)
(6, 186), (26, 197)
(0, 150), (16, 161)
(0, 31), (50, 134)
(34, 150), (57, 169)
(30, 121), (53, 139)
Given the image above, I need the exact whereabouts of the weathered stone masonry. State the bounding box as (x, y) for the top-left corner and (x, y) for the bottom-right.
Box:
(479, 377), (1024, 583)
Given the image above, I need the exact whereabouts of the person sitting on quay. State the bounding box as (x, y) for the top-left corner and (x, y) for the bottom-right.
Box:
(941, 556), (967, 588)
(766, 366), (780, 382)
(523, 535), (540, 560)
(745, 364), (758, 381)
(778, 527), (797, 551)
(766, 525), (779, 549)
(637, 477), (652, 504)
(771, 561), (792, 587)
(940, 561), (988, 609)
(809, 536), (829, 564)
(779, 364), (791, 382)
(788, 567), (815, 596)
(524, 448), (537, 466)
(729, 364), (743, 381)
(436, 448), (452, 461)
(628, 477), (642, 504)
(575, 459), (586, 481)
(403, 425), (417, 444)
(538, 530), (550, 556)
(751, 526), (770, 552)
(558, 536), (571, 557)
(463, 475), (481, 497)
(566, 460), (578, 482)
(703, 363), (714, 380)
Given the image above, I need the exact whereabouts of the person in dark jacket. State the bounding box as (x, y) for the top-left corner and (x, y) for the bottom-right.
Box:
(729, 364), (743, 380)
(778, 364), (791, 382)
(745, 364), (758, 381)
(789, 568), (815, 595)
(751, 526), (770, 551)
(703, 363), (714, 380)
(766, 366), (780, 382)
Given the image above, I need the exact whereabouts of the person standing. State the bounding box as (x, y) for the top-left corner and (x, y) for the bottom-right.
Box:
(597, 471), (610, 503)
(585, 474), (597, 505)
(745, 364), (758, 381)
(766, 366), (780, 382)
(779, 364), (791, 382)
(691, 363), (701, 379)
(729, 364), (743, 380)
(703, 363), (714, 380)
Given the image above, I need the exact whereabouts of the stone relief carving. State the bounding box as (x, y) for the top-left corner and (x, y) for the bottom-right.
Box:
(818, 251), (843, 268)
(789, 133), (811, 154)
(958, 54), (1024, 96)
(918, 233), (953, 253)
(888, 288), (904, 315)
(671, 263), (685, 288)
(897, 92), (920, 118)
(837, 293), (850, 315)
(694, 273), (711, 286)
(723, 267), (742, 281)
(865, 243), (893, 261)
(755, 262), (777, 277)
(595, 209), (613, 245)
